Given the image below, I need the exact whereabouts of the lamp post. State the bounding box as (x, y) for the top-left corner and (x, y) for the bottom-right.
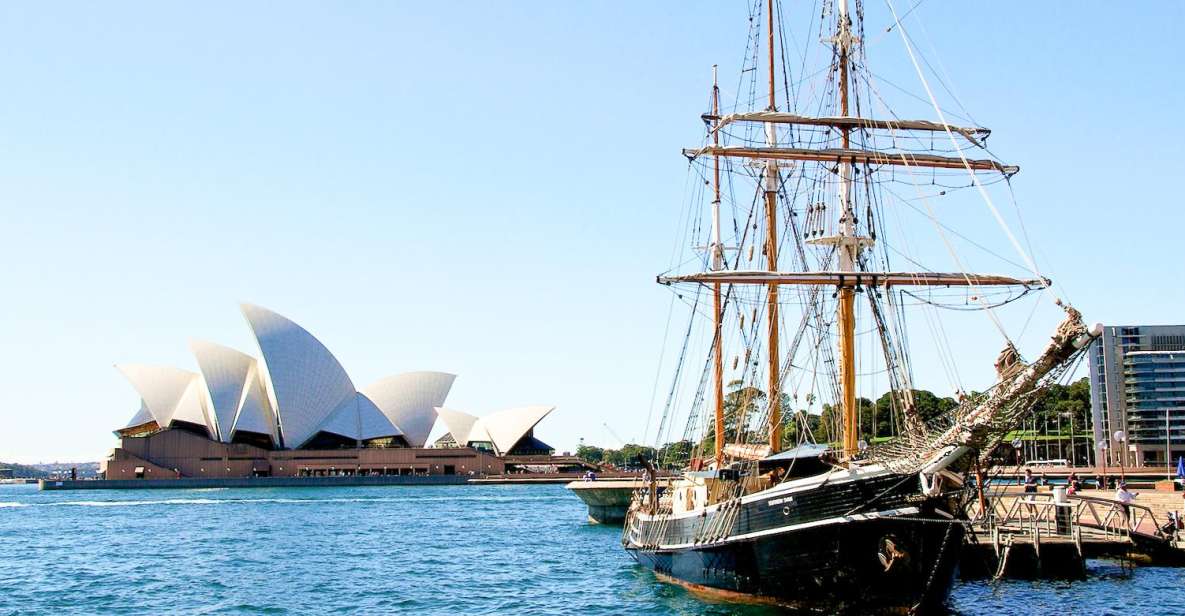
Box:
(1166, 406), (1172, 481)
(1113, 430), (1126, 483)
(1067, 410), (1075, 466)
(1097, 441), (1108, 489)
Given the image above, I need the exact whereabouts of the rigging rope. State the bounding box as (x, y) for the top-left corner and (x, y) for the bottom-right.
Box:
(885, 0), (1050, 299)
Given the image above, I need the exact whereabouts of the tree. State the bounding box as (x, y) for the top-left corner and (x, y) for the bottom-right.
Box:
(779, 409), (822, 450)
(699, 380), (766, 451)
(657, 440), (693, 469)
(600, 443), (657, 468)
(575, 444), (604, 464)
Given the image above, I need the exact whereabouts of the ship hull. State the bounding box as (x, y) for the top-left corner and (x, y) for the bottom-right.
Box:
(624, 471), (964, 614)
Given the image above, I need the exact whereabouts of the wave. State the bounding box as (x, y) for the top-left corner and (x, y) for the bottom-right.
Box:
(3, 492), (564, 509)
(55, 498), (224, 507)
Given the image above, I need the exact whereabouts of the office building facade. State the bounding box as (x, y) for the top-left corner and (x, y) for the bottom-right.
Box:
(1088, 324), (1185, 467)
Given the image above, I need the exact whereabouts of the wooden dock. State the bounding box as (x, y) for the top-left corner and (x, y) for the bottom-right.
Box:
(963, 489), (1185, 579)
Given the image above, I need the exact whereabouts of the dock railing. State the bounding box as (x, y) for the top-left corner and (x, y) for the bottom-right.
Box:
(970, 491), (1170, 545)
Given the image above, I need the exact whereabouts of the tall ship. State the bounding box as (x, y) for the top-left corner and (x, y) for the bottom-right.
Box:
(622, 1), (1098, 613)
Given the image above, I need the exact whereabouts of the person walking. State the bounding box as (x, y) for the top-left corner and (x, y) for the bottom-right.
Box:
(1067, 472), (1081, 496)
(1023, 469), (1038, 494)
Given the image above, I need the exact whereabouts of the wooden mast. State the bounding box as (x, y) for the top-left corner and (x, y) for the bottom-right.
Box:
(836, 0), (859, 459)
(711, 65), (725, 469)
(764, 0), (782, 454)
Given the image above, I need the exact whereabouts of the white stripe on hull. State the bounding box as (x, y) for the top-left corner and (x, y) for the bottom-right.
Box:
(627, 505), (921, 551)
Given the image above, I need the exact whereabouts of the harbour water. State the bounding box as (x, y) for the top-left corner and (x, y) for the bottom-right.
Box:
(1, 483), (1182, 615)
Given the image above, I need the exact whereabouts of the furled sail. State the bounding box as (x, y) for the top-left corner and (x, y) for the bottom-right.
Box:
(706, 111), (990, 145)
(684, 145), (1018, 175)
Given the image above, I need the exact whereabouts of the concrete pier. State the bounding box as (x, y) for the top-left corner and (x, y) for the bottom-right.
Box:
(566, 478), (674, 524)
(566, 479), (643, 524)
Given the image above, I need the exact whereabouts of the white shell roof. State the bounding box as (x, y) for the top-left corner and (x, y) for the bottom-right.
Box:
(434, 407), (479, 447)
(114, 303), (472, 451)
(435, 405), (555, 455)
(231, 362), (278, 441)
(116, 364), (203, 430)
(317, 396), (360, 441)
(173, 377), (214, 435)
(361, 372), (456, 447)
(123, 401), (155, 429)
(317, 393), (403, 442)
(357, 394), (401, 440)
(189, 340), (255, 442)
(479, 406), (554, 454)
(241, 303), (357, 449)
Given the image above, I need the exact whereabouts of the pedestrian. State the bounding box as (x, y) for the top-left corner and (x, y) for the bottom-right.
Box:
(1067, 472), (1081, 496)
(1023, 468), (1037, 494)
(1115, 481), (1137, 526)
(1178, 490), (1185, 531)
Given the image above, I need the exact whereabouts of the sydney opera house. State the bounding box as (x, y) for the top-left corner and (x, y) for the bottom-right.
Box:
(104, 304), (569, 480)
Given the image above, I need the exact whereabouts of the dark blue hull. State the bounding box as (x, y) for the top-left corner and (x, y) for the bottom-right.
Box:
(624, 472), (964, 613)
(631, 516), (961, 613)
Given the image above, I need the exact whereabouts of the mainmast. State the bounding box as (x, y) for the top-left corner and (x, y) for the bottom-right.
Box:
(669, 0), (1029, 463)
(835, 0), (859, 459)
(711, 65), (725, 469)
(764, 0), (782, 454)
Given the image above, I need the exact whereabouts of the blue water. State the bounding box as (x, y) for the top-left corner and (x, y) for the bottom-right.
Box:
(1, 483), (1183, 615)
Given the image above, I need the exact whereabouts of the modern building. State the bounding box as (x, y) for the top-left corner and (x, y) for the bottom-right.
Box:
(104, 304), (568, 479)
(1088, 324), (1185, 467)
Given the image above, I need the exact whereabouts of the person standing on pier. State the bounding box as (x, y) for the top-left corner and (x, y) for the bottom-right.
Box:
(1023, 469), (1038, 494)
(1115, 481), (1137, 528)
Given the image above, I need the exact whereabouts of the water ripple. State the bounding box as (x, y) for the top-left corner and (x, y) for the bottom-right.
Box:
(1, 483), (1183, 614)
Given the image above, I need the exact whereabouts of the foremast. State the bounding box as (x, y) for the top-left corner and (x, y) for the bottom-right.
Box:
(762, 0), (782, 455)
(711, 65), (725, 469)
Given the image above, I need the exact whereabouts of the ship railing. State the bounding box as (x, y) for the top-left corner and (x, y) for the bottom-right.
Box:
(692, 482), (745, 545)
(623, 486), (676, 551)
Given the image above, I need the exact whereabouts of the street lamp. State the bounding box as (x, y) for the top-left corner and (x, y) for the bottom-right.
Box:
(1166, 406), (1173, 481)
(1097, 441), (1108, 489)
(1113, 430), (1126, 482)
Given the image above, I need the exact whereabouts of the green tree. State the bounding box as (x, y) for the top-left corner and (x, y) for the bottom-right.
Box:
(700, 380), (766, 450)
(600, 443), (657, 468)
(657, 440), (693, 469)
(779, 408), (821, 449)
(575, 444), (604, 464)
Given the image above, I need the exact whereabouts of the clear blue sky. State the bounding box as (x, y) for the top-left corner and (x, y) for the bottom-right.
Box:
(1, 2), (1181, 463)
